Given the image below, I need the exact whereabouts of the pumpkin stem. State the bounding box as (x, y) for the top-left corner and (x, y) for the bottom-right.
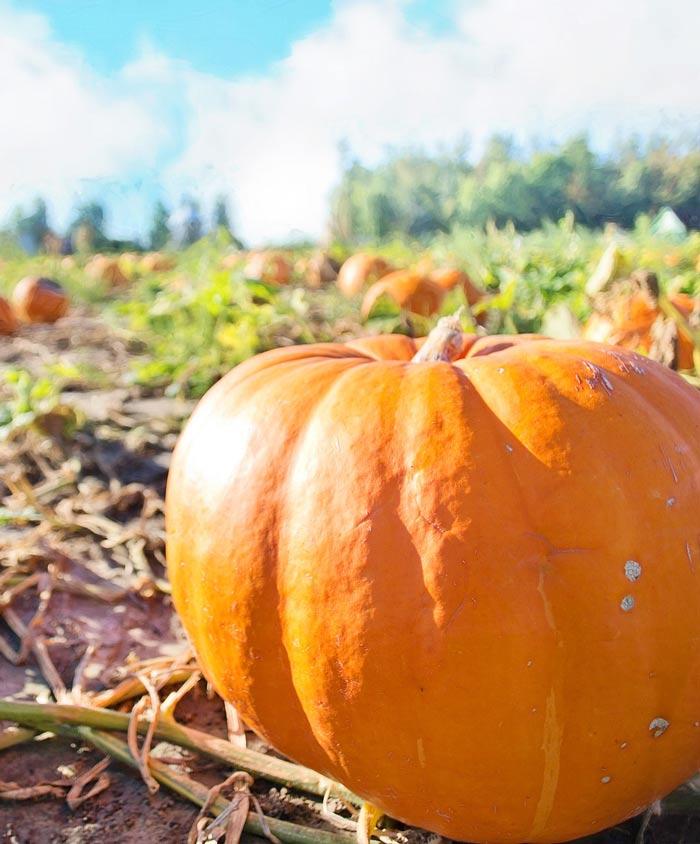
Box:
(411, 310), (465, 363)
(356, 802), (384, 844)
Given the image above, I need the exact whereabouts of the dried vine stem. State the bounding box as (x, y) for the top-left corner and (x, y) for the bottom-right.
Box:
(0, 699), (358, 804)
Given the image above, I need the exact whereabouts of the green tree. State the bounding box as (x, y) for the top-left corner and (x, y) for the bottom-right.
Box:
(149, 201), (171, 250)
(13, 197), (49, 254)
(70, 201), (108, 250)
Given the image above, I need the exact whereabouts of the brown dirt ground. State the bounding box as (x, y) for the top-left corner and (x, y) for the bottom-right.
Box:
(3, 318), (700, 844)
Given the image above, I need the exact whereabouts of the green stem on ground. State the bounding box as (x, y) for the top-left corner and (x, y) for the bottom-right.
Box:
(0, 699), (359, 804)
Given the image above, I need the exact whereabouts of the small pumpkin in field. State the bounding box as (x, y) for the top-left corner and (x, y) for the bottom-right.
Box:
(0, 296), (18, 334)
(166, 322), (700, 843)
(583, 270), (699, 370)
(361, 269), (445, 318)
(12, 277), (68, 323)
(139, 252), (176, 274)
(337, 253), (392, 297)
(85, 255), (129, 289)
(243, 252), (291, 286)
(428, 267), (483, 307)
(295, 253), (339, 288)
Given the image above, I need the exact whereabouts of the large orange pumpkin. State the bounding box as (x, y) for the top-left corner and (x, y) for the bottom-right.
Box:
(12, 276), (69, 323)
(583, 271), (699, 371)
(361, 269), (446, 318)
(166, 330), (700, 843)
(337, 253), (392, 297)
(0, 296), (18, 334)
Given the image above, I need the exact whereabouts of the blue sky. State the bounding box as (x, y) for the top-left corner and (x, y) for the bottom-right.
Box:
(26, 0), (335, 77)
(23, 0), (455, 77)
(1, 0), (699, 245)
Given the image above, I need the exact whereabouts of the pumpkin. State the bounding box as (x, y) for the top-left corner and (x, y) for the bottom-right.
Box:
(0, 296), (18, 334)
(221, 252), (243, 270)
(295, 253), (339, 289)
(361, 269), (445, 318)
(12, 276), (68, 323)
(583, 270), (698, 370)
(166, 324), (700, 843)
(139, 252), (176, 273)
(85, 255), (129, 289)
(428, 267), (483, 307)
(244, 252), (292, 286)
(337, 253), (392, 297)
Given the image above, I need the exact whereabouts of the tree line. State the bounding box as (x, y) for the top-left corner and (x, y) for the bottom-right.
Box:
(6, 195), (239, 256)
(6, 134), (700, 254)
(329, 135), (700, 242)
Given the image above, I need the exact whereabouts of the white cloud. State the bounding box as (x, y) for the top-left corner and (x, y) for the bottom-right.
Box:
(1, 0), (700, 245)
(0, 3), (166, 233)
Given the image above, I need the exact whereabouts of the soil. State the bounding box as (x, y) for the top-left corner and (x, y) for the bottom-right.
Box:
(2, 318), (700, 844)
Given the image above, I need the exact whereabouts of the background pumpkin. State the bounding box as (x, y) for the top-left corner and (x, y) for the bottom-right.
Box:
(428, 266), (483, 307)
(243, 251), (292, 286)
(360, 269), (445, 317)
(583, 270), (699, 370)
(167, 331), (700, 843)
(0, 296), (18, 334)
(337, 253), (392, 297)
(12, 276), (69, 323)
(85, 254), (130, 289)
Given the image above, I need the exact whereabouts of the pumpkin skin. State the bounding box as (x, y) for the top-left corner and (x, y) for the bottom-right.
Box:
(244, 252), (292, 286)
(85, 255), (129, 289)
(428, 267), (483, 307)
(0, 296), (18, 334)
(583, 291), (697, 370)
(337, 253), (392, 297)
(138, 252), (176, 274)
(12, 276), (68, 323)
(361, 270), (446, 318)
(166, 334), (700, 843)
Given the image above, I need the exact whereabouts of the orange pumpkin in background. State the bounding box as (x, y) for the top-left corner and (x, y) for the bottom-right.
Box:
(243, 252), (292, 286)
(361, 269), (445, 318)
(337, 253), (392, 297)
(428, 267), (483, 307)
(0, 296), (18, 334)
(583, 270), (698, 370)
(85, 255), (129, 289)
(12, 277), (69, 323)
(167, 327), (700, 843)
(139, 252), (176, 273)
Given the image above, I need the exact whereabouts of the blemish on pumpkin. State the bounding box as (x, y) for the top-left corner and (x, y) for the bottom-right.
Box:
(529, 689), (563, 838)
(498, 367), (505, 374)
(417, 738), (426, 767)
(505, 444), (513, 453)
(582, 361), (614, 395)
(601, 776), (612, 784)
(649, 717), (669, 737)
(620, 595), (635, 612)
(686, 542), (694, 572)
(620, 742), (628, 749)
(624, 561), (642, 582)
(667, 498), (676, 507)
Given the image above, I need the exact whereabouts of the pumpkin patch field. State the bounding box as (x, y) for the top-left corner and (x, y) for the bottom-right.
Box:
(4, 224), (700, 844)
